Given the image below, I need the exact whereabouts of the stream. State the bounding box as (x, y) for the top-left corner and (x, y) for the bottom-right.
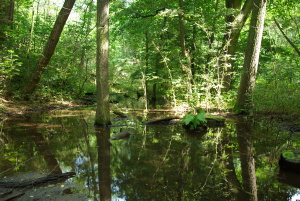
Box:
(0, 106), (300, 200)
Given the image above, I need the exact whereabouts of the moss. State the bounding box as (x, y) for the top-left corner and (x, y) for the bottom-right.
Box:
(94, 118), (111, 127)
(282, 151), (295, 159)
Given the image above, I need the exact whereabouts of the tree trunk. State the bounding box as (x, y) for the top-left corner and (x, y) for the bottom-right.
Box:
(235, 0), (267, 113)
(21, 0), (76, 99)
(95, 0), (111, 126)
(0, 0), (14, 49)
(219, 0), (253, 92)
(178, 0), (193, 99)
(178, 0), (187, 58)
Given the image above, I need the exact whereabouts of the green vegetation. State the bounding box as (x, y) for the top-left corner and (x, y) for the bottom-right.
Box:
(0, 0), (299, 115)
(182, 110), (207, 130)
(282, 151), (295, 160)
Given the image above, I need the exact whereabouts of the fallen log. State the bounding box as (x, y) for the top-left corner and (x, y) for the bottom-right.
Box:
(0, 172), (76, 188)
(141, 117), (180, 125)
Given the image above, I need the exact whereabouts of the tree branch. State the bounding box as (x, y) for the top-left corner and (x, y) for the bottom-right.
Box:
(274, 18), (300, 57)
(132, 8), (166, 18)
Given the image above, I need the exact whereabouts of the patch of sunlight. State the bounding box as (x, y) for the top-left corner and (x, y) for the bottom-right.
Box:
(291, 190), (300, 201)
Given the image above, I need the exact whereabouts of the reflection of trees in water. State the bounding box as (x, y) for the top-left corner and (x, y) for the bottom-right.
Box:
(96, 127), (111, 201)
(109, 125), (235, 200)
(1, 110), (300, 200)
(236, 121), (258, 201)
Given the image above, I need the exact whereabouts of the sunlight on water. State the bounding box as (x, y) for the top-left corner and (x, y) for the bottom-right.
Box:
(291, 190), (300, 201)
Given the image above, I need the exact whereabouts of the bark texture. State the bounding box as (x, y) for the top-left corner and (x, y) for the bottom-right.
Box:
(95, 0), (111, 126)
(235, 0), (267, 113)
(220, 0), (253, 92)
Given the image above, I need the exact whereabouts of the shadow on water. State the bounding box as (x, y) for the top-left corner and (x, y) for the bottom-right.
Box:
(0, 108), (300, 200)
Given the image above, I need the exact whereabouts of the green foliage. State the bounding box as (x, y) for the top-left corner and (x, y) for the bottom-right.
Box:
(282, 151), (295, 159)
(0, 0), (298, 116)
(0, 50), (22, 94)
(182, 110), (207, 130)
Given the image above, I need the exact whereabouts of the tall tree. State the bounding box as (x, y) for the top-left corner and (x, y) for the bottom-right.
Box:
(219, 0), (253, 92)
(21, 0), (76, 99)
(235, 0), (267, 113)
(178, 0), (193, 98)
(0, 0), (14, 49)
(95, 0), (111, 126)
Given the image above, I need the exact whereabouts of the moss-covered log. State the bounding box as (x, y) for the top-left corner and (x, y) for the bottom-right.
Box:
(279, 150), (300, 172)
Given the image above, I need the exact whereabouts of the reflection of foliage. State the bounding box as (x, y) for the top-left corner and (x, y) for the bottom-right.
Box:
(1, 110), (300, 200)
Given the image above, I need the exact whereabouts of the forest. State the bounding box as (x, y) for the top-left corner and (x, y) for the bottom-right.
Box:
(1, 0), (300, 200)
(0, 0), (299, 116)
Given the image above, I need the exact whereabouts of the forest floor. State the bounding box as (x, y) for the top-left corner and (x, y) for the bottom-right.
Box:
(0, 98), (79, 119)
(1, 97), (300, 133)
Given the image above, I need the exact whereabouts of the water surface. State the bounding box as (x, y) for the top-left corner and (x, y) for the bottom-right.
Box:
(0, 107), (299, 200)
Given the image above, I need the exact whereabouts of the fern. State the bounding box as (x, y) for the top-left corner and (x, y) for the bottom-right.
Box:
(182, 111), (207, 130)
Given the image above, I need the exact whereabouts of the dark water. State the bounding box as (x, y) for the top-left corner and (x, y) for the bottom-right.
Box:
(1, 107), (300, 200)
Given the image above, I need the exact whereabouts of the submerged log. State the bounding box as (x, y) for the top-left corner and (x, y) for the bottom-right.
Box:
(0, 172), (76, 188)
(112, 110), (128, 118)
(110, 130), (131, 140)
(206, 117), (225, 127)
(279, 150), (300, 172)
(142, 117), (180, 125)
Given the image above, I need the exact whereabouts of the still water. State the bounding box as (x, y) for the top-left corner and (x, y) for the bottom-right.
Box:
(0, 107), (300, 200)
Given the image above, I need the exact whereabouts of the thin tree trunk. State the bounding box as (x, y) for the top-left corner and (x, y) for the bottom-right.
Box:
(178, 0), (187, 58)
(235, 0), (267, 113)
(0, 0), (14, 49)
(274, 18), (300, 57)
(220, 0), (253, 92)
(178, 0), (193, 98)
(95, 0), (111, 126)
(22, 0), (76, 99)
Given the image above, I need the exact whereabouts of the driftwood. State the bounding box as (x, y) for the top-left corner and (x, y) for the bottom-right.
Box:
(0, 172), (76, 188)
(142, 117), (180, 125)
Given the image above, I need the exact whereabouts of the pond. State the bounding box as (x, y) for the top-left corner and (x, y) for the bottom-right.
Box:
(0, 106), (300, 200)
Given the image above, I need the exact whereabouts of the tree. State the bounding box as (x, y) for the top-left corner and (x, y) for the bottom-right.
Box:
(219, 0), (253, 92)
(95, 0), (111, 126)
(0, 0), (14, 49)
(235, 0), (267, 113)
(274, 18), (300, 57)
(21, 0), (76, 99)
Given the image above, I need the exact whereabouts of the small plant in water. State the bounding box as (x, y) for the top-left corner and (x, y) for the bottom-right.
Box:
(182, 110), (207, 130)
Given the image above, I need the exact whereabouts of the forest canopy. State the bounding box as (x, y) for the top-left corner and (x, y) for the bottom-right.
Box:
(0, 0), (299, 114)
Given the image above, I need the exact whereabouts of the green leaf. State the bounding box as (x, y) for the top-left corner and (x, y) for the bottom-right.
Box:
(196, 111), (206, 123)
(182, 114), (195, 125)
